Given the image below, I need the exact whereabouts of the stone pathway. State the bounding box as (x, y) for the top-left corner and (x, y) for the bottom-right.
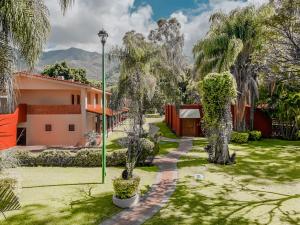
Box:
(100, 138), (193, 225)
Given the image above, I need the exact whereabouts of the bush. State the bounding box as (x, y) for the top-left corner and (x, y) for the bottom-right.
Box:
(72, 150), (101, 167)
(107, 149), (127, 166)
(113, 176), (140, 199)
(231, 132), (249, 144)
(248, 130), (262, 141)
(11, 149), (127, 167)
(138, 138), (155, 164)
(36, 150), (73, 167)
(13, 150), (36, 166)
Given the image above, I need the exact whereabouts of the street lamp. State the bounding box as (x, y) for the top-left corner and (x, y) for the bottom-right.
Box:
(98, 28), (108, 184)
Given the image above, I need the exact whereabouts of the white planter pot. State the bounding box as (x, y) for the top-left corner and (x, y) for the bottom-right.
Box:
(113, 194), (139, 208)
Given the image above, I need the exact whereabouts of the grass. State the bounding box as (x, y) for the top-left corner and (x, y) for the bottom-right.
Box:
(155, 122), (178, 139)
(144, 138), (300, 225)
(1, 166), (158, 225)
(158, 141), (179, 156)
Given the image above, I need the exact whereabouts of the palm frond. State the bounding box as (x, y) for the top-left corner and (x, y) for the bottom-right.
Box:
(0, 185), (20, 218)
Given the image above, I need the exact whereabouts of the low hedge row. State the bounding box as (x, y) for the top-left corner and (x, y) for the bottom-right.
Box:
(231, 130), (262, 144)
(12, 149), (127, 167)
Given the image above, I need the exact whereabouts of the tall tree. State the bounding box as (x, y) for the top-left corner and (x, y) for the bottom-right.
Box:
(200, 71), (237, 164)
(114, 31), (157, 178)
(193, 6), (269, 131)
(0, 0), (74, 113)
(149, 18), (189, 105)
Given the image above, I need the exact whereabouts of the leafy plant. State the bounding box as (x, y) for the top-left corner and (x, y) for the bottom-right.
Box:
(113, 176), (140, 199)
(0, 185), (21, 219)
(231, 132), (249, 144)
(248, 130), (262, 141)
(200, 72), (237, 164)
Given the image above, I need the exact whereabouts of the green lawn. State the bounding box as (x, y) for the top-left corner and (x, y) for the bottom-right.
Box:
(155, 122), (178, 139)
(158, 141), (179, 156)
(145, 138), (300, 225)
(1, 166), (157, 225)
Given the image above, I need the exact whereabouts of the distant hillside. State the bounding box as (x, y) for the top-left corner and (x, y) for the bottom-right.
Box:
(17, 47), (120, 86)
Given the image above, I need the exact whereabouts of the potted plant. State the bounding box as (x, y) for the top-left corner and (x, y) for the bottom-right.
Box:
(112, 173), (140, 208)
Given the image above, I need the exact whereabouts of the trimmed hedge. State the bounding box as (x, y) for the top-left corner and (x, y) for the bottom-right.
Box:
(248, 130), (262, 141)
(12, 149), (127, 167)
(231, 132), (249, 144)
(113, 176), (140, 199)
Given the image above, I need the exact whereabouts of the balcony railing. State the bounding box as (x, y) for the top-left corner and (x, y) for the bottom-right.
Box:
(27, 105), (81, 114)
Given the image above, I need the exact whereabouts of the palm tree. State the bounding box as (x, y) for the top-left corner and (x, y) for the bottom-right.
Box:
(193, 6), (268, 131)
(0, 0), (74, 113)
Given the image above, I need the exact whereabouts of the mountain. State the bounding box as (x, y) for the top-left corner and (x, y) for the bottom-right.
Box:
(17, 47), (120, 86)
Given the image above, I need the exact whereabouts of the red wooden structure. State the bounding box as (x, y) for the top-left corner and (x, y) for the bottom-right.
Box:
(165, 104), (272, 137)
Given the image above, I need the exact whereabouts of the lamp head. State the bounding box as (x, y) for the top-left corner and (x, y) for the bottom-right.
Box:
(98, 29), (108, 45)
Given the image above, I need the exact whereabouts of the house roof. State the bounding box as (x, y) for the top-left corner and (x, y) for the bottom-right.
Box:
(14, 71), (112, 95)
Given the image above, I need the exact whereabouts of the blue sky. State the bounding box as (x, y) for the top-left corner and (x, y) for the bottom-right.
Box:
(133, 0), (205, 20)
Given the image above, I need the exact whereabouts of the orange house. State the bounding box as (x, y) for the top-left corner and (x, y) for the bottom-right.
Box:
(4, 72), (128, 147)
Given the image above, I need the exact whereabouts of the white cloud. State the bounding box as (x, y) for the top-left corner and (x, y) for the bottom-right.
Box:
(45, 0), (155, 52)
(45, 0), (269, 57)
(171, 0), (269, 57)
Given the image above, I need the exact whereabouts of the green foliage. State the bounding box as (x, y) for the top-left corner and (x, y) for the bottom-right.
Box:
(138, 138), (155, 163)
(42, 61), (88, 84)
(0, 185), (21, 217)
(199, 72), (236, 127)
(11, 149), (127, 167)
(248, 130), (262, 141)
(36, 150), (73, 167)
(231, 132), (249, 144)
(113, 176), (140, 199)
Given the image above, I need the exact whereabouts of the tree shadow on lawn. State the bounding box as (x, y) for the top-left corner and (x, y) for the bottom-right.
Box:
(1, 192), (121, 225)
(144, 179), (300, 225)
(188, 138), (300, 183)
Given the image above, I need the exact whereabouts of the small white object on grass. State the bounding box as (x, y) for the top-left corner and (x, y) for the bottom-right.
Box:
(194, 174), (205, 180)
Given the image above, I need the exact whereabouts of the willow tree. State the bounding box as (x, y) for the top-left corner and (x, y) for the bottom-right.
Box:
(200, 72), (237, 164)
(114, 31), (158, 179)
(0, 0), (74, 113)
(193, 6), (269, 131)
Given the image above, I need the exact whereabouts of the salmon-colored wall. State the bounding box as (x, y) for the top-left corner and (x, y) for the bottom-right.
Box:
(19, 114), (82, 146)
(0, 109), (19, 150)
(19, 90), (81, 105)
(27, 105), (81, 114)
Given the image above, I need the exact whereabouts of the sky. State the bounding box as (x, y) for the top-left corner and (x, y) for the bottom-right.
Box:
(45, 0), (268, 57)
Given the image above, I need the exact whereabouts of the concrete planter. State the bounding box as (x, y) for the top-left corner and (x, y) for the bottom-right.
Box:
(113, 194), (139, 208)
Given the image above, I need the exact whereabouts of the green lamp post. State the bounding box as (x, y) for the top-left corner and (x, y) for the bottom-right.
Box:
(98, 28), (108, 184)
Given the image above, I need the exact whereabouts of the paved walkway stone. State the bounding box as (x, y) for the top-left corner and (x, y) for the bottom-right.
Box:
(100, 137), (193, 225)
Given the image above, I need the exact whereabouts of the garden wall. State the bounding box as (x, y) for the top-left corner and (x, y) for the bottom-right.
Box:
(0, 104), (27, 150)
(165, 104), (272, 137)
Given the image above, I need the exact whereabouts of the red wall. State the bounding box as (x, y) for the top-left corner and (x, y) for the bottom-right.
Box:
(0, 105), (27, 150)
(0, 109), (19, 150)
(165, 104), (272, 138)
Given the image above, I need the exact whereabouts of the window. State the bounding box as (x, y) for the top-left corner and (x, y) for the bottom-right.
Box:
(45, 124), (52, 132)
(77, 95), (80, 105)
(69, 124), (75, 131)
(71, 95), (75, 105)
(95, 94), (99, 104)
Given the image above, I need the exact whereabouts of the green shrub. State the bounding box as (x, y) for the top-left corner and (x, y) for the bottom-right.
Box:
(36, 150), (73, 167)
(113, 176), (140, 199)
(107, 149), (127, 166)
(12, 149), (127, 167)
(13, 150), (36, 166)
(231, 131), (249, 144)
(248, 130), (262, 141)
(73, 150), (101, 167)
(138, 138), (155, 163)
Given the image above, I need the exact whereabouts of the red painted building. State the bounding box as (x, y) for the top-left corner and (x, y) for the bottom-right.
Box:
(165, 104), (272, 137)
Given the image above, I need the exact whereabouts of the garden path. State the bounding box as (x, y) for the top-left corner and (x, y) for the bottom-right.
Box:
(100, 137), (193, 225)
